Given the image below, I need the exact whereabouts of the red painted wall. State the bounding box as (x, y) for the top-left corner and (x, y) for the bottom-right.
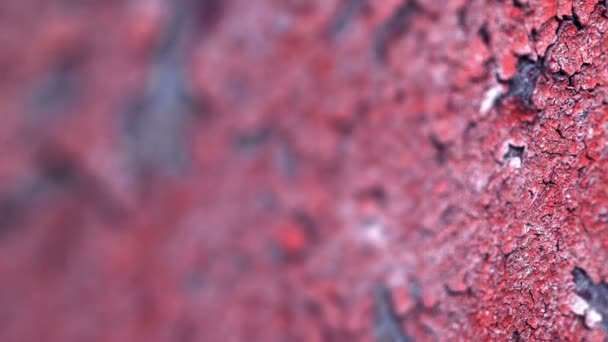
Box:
(1, 0), (607, 340)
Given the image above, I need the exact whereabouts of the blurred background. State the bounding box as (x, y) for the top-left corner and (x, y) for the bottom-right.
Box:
(2, 0), (415, 340)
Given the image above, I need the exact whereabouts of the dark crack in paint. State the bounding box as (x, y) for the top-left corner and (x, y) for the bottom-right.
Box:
(373, 284), (411, 342)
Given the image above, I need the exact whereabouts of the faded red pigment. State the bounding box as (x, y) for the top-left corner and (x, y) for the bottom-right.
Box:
(1, 0), (608, 341)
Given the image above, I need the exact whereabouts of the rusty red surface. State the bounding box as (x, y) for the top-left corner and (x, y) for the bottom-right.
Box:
(2, 0), (608, 340)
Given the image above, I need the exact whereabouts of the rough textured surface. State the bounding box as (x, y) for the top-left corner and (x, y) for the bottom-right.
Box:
(2, 0), (608, 340)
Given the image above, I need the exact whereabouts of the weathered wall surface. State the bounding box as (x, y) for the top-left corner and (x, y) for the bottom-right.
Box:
(1, 0), (608, 340)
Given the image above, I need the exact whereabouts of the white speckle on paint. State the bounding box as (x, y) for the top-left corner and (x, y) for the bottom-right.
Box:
(586, 308), (603, 328)
(508, 157), (521, 168)
(570, 294), (589, 316)
(480, 85), (504, 115)
(570, 294), (603, 329)
(361, 219), (387, 247)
